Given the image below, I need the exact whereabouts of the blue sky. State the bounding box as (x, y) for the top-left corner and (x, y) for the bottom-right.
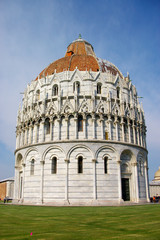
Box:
(0, 0), (159, 180)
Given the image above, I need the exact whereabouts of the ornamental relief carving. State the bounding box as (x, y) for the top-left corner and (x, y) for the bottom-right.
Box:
(96, 100), (106, 114)
(112, 102), (121, 116)
(61, 99), (74, 114)
(79, 99), (90, 113)
(46, 102), (57, 116)
(17, 91), (145, 128)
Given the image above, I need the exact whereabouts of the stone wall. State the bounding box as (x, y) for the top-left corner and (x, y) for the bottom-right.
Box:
(14, 141), (149, 205)
(0, 182), (6, 200)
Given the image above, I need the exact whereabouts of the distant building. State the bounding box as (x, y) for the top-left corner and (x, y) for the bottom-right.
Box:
(0, 177), (14, 200)
(149, 167), (160, 197)
(14, 36), (149, 205)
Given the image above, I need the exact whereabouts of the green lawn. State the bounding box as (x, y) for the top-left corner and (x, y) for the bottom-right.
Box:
(0, 204), (159, 240)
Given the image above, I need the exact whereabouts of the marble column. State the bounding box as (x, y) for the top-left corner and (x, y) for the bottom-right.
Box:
(41, 119), (45, 143)
(14, 166), (19, 200)
(132, 162), (139, 202)
(100, 117), (104, 140)
(34, 123), (38, 144)
(27, 127), (29, 145)
(50, 119), (53, 141)
(57, 117), (61, 140)
(144, 162), (150, 202)
(108, 115), (112, 140)
(29, 124), (33, 144)
(92, 159), (97, 200)
(74, 116), (78, 139)
(64, 159), (69, 201)
(22, 163), (26, 201)
(114, 116), (119, 141)
(117, 160), (122, 202)
(132, 120), (136, 144)
(92, 116), (96, 139)
(137, 126), (140, 146)
(127, 118), (131, 143)
(120, 117), (125, 142)
(65, 117), (69, 140)
(40, 160), (45, 204)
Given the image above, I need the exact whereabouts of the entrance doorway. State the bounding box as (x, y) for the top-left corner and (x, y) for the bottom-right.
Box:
(122, 178), (130, 201)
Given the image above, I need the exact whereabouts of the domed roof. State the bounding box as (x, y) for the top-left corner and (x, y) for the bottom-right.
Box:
(154, 167), (160, 181)
(36, 35), (123, 80)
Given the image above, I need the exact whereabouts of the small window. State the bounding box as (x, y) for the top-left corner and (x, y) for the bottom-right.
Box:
(104, 157), (108, 174)
(105, 132), (109, 140)
(97, 83), (102, 94)
(67, 51), (74, 56)
(30, 159), (35, 175)
(45, 118), (50, 135)
(117, 87), (120, 99)
(53, 85), (58, 96)
(124, 124), (128, 134)
(78, 115), (83, 132)
(51, 157), (57, 174)
(73, 81), (80, 94)
(78, 156), (83, 173)
(36, 90), (40, 101)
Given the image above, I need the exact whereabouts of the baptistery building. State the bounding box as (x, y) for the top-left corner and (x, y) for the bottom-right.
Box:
(14, 36), (149, 205)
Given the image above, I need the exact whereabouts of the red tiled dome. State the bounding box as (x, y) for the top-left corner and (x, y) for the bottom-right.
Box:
(36, 37), (100, 80)
(36, 36), (123, 80)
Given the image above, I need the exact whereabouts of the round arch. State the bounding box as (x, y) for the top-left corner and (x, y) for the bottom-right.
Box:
(95, 145), (116, 159)
(24, 147), (39, 163)
(120, 149), (136, 163)
(42, 145), (66, 163)
(15, 152), (23, 167)
(67, 144), (94, 160)
(101, 153), (112, 161)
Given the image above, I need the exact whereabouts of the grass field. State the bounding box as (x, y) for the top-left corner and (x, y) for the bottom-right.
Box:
(0, 204), (160, 240)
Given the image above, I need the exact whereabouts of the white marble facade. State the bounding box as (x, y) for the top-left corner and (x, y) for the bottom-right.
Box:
(14, 38), (149, 205)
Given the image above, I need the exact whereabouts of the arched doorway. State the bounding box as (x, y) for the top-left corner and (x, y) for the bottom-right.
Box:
(120, 150), (132, 201)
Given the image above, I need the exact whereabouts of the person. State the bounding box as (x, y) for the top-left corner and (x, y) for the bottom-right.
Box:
(153, 196), (156, 203)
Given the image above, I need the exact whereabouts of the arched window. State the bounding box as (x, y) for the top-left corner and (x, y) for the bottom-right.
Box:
(36, 90), (40, 101)
(73, 81), (80, 94)
(53, 84), (58, 96)
(78, 115), (83, 132)
(51, 157), (57, 174)
(78, 156), (83, 173)
(30, 159), (35, 175)
(104, 157), (108, 174)
(117, 87), (120, 99)
(97, 83), (102, 94)
(45, 118), (50, 135)
(66, 51), (74, 56)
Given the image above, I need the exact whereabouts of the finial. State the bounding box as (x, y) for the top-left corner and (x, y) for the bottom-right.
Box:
(78, 34), (82, 39)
